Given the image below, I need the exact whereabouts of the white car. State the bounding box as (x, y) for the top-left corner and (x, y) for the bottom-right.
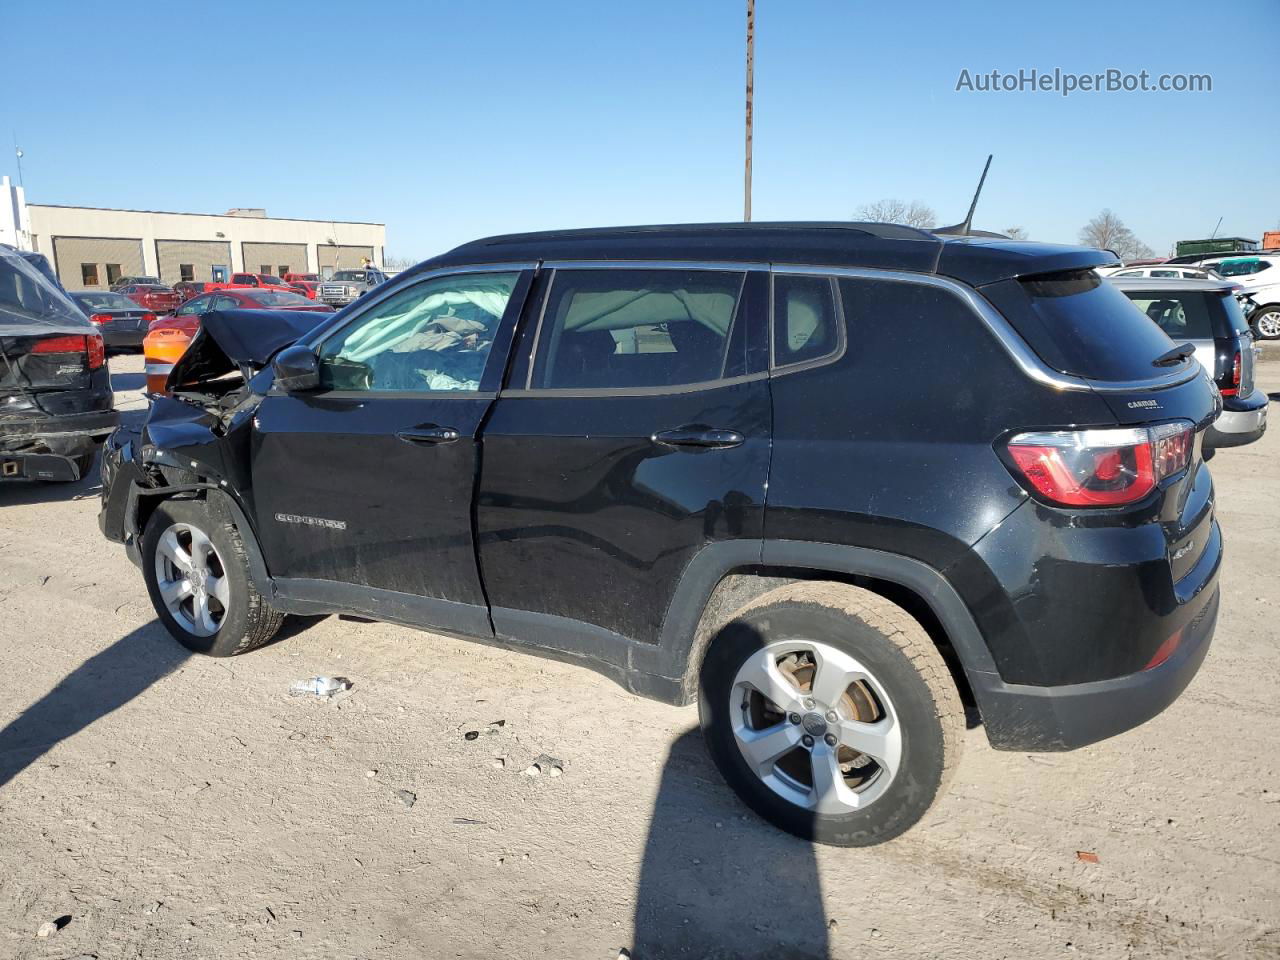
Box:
(1201, 256), (1280, 340)
(1097, 264), (1219, 280)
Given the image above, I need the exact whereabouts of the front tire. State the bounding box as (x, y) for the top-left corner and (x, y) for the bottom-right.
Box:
(698, 581), (963, 846)
(141, 498), (284, 656)
(1252, 305), (1280, 341)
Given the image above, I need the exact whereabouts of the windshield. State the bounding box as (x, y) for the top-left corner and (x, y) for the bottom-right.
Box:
(1213, 259), (1263, 277)
(332, 271), (368, 282)
(72, 291), (137, 312)
(243, 291), (314, 307)
(260, 275), (285, 285)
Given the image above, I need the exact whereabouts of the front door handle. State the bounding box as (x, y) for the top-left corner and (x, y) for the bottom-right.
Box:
(397, 425), (460, 445)
(651, 426), (745, 449)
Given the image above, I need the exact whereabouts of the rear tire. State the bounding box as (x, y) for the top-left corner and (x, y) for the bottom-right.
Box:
(698, 581), (963, 846)
(141, 498), (284, 656)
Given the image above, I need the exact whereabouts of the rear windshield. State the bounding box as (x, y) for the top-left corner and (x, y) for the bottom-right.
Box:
(1118, 290), (1221, 340)
(332, 271), (368, 282)
(73, 291), (136, 311)
(999, 270), (1181, 381)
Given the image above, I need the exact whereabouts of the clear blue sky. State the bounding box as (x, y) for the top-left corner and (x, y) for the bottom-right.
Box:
(5, 0), (1277, 259)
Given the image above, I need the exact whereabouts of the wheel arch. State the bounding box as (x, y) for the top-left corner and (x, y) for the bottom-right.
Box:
(659, 540), (1000, 715)
(133, 484), (272, 596)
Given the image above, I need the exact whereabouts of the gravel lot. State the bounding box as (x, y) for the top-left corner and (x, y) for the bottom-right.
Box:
(1, 353), (1277, 960)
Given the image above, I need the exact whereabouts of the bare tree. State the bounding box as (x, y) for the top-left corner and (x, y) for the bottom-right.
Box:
(1004, 226), (1029, 240)
(382, 253), (420, 272)
(855, 199), (937, 230)
(1079, 210), (1155, 259)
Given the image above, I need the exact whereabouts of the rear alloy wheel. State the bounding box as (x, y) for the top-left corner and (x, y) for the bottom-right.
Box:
(142, 498), (283, 656)
(699, 582), (963, 846)
(1253, 306), (1280, 341)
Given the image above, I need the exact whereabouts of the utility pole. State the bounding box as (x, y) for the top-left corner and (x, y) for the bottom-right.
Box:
(744, 0), (754, 222)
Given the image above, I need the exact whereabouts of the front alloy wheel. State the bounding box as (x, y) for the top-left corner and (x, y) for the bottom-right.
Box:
(153, 521), (231, 637)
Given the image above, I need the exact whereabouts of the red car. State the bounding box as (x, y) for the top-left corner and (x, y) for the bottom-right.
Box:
(161, 288), (335, 332)
(284, 272), (321, 299)
(119, 282), (181, 314)
(207, 272), (300, 295)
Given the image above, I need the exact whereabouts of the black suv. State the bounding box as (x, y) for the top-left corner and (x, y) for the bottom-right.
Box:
(99, 223), (1223, 845)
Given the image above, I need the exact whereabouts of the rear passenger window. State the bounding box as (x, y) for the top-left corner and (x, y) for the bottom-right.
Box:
(772, 274), (840, 368)
(530, 269), (745, 390)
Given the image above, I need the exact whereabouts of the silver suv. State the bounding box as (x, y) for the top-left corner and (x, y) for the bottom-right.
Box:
(318, 268), (388, 307)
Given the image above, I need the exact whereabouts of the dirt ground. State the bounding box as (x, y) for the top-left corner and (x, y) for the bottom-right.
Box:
(1, 354), (1277, 960)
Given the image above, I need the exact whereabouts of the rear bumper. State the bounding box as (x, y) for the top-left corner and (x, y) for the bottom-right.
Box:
(1, 407), (119, 443)
(1206, 388), (1268, 448)
(975, 581), (1218, 752)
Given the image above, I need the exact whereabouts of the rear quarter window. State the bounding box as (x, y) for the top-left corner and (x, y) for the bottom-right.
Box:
(1121, 292), (1216, 340)
(983, 270), (1180, 382)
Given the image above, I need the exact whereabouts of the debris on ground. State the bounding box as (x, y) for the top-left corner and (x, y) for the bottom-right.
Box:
(1076, 850), (1100, 864)
(452, 817), (486, 825)
(288, 676), (352, 698)
(36, 916), (71, 938)
(143, 900), (164, 915)
(491, 757), (506, 769)
(464, 730), (480, 741)
(523, 754), (564, 777)
(393, 789), (417, 808)
(365, 770), (377, 778)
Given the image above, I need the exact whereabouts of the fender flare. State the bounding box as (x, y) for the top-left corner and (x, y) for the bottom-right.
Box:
(653, 538), (1002, 705)
(130, 482), (272, 595)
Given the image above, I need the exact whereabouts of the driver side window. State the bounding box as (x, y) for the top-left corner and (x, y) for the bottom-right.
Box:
(317, 272), (520, 392)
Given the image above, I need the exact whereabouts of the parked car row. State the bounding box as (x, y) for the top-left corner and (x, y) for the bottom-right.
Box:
(96, 268), (390, 315)
(1104, 254), (1280, 340)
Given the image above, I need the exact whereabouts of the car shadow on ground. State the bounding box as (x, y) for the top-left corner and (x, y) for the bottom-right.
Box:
(629, 729), (831, 960)
(0, 622), (190, 790)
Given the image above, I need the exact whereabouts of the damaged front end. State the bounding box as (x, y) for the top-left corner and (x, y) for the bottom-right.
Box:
(99, 308), (322, 561)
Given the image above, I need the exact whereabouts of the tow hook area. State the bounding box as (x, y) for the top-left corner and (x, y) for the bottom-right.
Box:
(0, 452), (84, 482)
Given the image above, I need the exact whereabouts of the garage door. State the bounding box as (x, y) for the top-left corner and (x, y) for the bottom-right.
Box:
(318, 245), (375, 275)
(52, 237), (144, 290)
(156, 240), (232, 285)
(242, 242), (308, 277)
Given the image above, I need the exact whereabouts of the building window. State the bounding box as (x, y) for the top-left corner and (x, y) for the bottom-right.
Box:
(81, 263), (100, 286)
(278, 264), (289, 276)
(260, 263), (272, 275)
(180, 263), (195, 282)
(105, 263), (122, 285)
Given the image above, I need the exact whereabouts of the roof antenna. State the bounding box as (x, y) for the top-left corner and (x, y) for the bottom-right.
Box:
(936, 154), (993, 236)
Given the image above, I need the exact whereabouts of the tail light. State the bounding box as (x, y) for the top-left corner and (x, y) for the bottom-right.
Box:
(87, 334), (105, 369)
(1005, 422), (1194, 507)
(1220, 350), (1242, 396)
(30, 334), (105, 370)
(143, 312), (157, 325)
(88, 313), (112, 325)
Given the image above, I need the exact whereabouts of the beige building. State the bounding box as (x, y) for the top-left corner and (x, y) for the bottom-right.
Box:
(26, 204), (386, 289)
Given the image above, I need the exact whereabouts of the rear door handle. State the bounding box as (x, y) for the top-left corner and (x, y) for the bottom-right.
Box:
(397, 425), (460, 445)
(651, 426), (745, 449)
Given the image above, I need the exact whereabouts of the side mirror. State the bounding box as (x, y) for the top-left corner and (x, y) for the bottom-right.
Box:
(272, 344), (321, 392)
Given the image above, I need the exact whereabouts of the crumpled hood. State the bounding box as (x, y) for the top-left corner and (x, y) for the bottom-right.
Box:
(169, 309), (325, 387)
